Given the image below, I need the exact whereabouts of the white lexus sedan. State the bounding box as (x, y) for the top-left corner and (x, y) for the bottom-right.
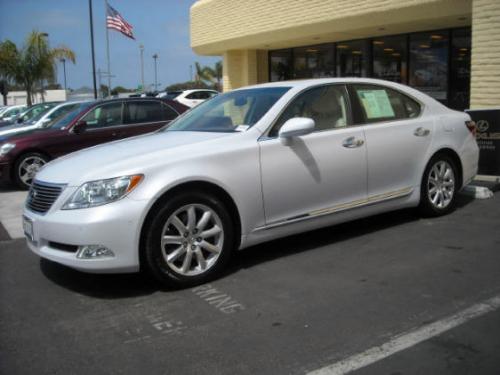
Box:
(23, 78), (479, 287)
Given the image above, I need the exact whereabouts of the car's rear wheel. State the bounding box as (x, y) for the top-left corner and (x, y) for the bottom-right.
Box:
(143, 191), (235, 288)
(419, 154), (458, 216)
(14, 152), (48, 190)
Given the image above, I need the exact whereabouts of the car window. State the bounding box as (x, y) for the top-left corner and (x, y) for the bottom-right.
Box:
(269, 85), (350, 137)
(185, 92), (199, 100)
(166, 91), (182, 100)
(353, 84), (421, 123)
(125, 101), (164, 124)
(44, 104), (79, 123)
(161, 103), (178, 121)
(166, 87), (290, 132)
(81, 102), (123, 129)
(198, 91), (212, 100)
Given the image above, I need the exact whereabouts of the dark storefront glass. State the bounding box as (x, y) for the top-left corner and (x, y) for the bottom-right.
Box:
(449, 28), (471, 110)
(336, 40), (369, 77)
(372, 35), (408, 84)
(293, 44), (335, 79)
(409, 31), (449, 101)
(270, 49), (292, 81)
(269, 27), (471, 110)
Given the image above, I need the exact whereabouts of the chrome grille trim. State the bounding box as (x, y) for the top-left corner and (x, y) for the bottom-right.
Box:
(26, 180), (67, 214)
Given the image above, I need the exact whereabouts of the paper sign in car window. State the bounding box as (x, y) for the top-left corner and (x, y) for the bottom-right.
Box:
(358, 89), (395, 119)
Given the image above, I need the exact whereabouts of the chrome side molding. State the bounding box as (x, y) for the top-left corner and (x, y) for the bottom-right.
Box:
(255, 187), (413, 231)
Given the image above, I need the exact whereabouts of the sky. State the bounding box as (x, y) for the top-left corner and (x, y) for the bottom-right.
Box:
(0, 0), (220, 91)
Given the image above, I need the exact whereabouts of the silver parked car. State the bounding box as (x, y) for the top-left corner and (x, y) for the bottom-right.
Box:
(23, 78), (479, 287)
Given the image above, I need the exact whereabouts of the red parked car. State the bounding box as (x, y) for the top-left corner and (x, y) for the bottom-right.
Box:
(0, 98), (189, 189)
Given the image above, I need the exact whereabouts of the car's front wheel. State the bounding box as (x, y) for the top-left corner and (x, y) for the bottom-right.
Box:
(14, 152), (49, 190)
(143, 191), (235, 288)
(419, 154), (458, 216)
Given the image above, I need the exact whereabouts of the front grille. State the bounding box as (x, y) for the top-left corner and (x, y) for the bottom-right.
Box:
(26, 181), (65, 214)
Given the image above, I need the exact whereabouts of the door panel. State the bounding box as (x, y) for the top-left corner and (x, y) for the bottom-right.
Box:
(350, 83), (433, 197)
(363, 119), (433, 197)
(260, 128), (367, 225)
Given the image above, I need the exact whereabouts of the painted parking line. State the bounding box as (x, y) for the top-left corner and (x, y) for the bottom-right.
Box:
(307, 294), (500, 375)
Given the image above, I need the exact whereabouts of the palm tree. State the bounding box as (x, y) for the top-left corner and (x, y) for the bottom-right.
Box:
(0, 31), (75, 106)
(194, 61), (222, 91)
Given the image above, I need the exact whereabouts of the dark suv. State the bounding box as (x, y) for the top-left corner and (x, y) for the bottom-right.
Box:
(0, 98), (188, 189)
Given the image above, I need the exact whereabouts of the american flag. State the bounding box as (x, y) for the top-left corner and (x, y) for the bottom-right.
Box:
(106, 3), (135, 40)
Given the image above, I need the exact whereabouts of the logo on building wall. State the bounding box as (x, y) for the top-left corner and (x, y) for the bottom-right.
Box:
(477, 120), (490, 132)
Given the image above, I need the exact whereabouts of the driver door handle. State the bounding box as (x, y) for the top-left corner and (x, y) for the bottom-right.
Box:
(414, 127), (430, 137)
(342, 136), (364, 148)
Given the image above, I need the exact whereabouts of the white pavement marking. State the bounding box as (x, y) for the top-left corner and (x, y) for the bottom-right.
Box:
(0, 190), (27, 239)
(307, 295), (500, 375)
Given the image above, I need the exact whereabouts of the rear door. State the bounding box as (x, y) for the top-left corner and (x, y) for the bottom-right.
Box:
(122, 100), (176, 137)
(350, 84), (433, 198)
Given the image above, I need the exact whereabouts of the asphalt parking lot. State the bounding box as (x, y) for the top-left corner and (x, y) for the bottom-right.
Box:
(1, 183), (500, 375)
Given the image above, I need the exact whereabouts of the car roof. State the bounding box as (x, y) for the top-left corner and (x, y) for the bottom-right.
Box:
(241, 77), (444, 108)
(181, 89), (218, 94)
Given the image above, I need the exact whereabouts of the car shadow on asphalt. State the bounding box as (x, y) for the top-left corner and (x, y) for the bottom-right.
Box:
(38, 193), (475, 299)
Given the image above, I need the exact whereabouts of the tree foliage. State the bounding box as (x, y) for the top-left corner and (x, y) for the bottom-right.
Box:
(0, 31), (75, 105)
(194, 61), (222, 91)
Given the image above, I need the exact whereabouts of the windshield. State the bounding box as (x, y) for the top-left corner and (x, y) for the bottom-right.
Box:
(165, 87), (290, 132)
(48, 102), (95, 129)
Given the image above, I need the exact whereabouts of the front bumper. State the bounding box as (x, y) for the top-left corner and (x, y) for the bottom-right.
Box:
(23, 193), (149, 273)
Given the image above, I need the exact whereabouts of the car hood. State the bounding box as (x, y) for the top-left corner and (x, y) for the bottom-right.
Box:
(0, 123), (39, 138)
(36, 131), (235, 185)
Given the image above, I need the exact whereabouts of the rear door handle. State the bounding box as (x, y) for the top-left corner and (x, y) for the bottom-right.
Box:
(342, 136), (364, 148)
(414, 127), (430, 137)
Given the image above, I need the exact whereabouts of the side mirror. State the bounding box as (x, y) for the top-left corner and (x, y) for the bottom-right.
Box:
(73, 120), (87, 134)
(278, 117), (315, 139)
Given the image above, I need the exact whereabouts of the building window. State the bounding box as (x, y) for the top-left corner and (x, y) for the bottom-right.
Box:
(449, 28), (471, 110)
(293, 44), (335, 79)
(268, 27), (471, 110)
(372, 35), (408, 84)
(270, 49), (292, 81)
(409, 31), (449, 102)
(336, 39), (369, 77)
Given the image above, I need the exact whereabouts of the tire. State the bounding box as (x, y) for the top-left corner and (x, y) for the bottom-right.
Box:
(143, 191), (235, 288)
(14, 152), (49, 190)
(418, 154), (458, 217)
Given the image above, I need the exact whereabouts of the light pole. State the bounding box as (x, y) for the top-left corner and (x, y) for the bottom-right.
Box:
(152, 53), (158, 92)
(39, 33), (49, 103)
(60, 58), (67, 92)
(139, 44), (145, 93)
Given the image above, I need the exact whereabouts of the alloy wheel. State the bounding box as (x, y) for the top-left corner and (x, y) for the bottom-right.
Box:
(160, 203), (224, 276)
(427, 160), (455, 209)
(18, 156), (46, 186)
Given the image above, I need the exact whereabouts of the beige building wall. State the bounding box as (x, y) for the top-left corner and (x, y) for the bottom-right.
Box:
(470, 0), (500, 108)
(191, 0), (498, 105)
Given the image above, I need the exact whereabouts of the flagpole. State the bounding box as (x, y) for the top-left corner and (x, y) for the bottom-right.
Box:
(88, 0), (97, 99)
(105, 0), (112, 97)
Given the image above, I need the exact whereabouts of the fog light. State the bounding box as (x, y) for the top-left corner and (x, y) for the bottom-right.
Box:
(76, 245), (114, 259)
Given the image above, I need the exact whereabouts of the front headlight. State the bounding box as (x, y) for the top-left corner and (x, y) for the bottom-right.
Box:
(0, 143), (16, 156)
(62, 174), (143, 210)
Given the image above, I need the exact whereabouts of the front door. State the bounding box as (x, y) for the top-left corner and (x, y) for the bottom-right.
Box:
(259, 84), (368, 225)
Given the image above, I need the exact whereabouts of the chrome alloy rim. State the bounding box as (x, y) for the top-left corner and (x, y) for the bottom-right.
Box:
(161, 204), (224, 276)
(427, 160), (455, 209)
(19, 156), (46, 186)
